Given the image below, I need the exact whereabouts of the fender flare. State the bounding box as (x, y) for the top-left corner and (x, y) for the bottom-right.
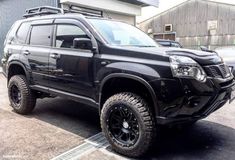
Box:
(7, 61), (30, 82)
(99, 73), (159, 116)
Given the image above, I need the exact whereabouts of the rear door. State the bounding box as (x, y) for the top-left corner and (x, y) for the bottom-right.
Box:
(22, 20), (53, 87)
(48, 19), (95, 98)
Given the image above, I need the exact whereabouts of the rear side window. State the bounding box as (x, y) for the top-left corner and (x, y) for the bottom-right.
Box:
(16, 22), (31, 44)
(30, 25), (52, 46)
(4, 21), (21, 45)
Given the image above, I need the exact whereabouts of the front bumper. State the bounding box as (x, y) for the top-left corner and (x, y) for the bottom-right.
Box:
(150, 76), (235, 125)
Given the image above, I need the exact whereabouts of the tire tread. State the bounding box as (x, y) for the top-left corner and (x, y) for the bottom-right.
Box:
(8, 75), (36, 114)
(101, 92), (156, 157)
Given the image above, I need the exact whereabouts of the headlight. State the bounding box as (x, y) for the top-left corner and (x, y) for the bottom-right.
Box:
(169, 55), (206, 82)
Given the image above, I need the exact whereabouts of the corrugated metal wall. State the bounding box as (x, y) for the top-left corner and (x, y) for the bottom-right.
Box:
(0, 0), (58, 60)
(139, 0), (235, 50)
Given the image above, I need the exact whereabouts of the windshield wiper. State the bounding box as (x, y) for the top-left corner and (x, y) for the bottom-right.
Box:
(137, 45), (156, 47)
(117, 45), (156, 47)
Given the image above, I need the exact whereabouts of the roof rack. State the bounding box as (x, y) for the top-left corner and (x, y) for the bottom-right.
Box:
(23, 6), (64, 18)
(23, 5), (103, 18)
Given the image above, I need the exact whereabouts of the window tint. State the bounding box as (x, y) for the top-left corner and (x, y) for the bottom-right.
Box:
(56, 25), (87, 49)
(30, 25), (52, 46)
(16, 22), (31, 44)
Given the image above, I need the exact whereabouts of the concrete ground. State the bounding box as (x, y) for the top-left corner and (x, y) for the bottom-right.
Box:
(0, 73), (235, 160)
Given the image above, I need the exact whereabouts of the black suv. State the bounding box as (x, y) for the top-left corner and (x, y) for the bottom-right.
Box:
(1, 6), (235, 157)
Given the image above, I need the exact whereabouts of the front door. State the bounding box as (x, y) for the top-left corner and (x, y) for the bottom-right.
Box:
(48, 20), (95, 98)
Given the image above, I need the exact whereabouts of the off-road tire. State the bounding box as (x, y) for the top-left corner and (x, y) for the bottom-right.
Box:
(101, 92), (156, 157)
(8, 75), (36, 114)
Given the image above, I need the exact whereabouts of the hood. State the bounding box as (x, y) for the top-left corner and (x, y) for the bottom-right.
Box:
(165, 47), (216, 56)
(106, 46), (222, 65)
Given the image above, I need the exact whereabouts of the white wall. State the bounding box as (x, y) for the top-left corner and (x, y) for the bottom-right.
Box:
(104, 12), (136, 25)
(60, 0), (141, 16)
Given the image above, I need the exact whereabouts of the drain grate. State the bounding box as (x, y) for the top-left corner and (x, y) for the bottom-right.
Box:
(51, 132), (108, 160)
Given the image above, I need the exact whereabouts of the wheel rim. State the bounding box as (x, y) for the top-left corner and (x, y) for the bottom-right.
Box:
(108, 104), (140, 147)
(10, 85), (22, 107)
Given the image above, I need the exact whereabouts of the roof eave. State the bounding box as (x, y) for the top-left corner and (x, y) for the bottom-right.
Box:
(118, 0), (159, 7)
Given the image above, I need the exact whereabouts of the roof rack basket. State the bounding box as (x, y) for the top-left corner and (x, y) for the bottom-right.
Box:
(23, 5), (103, 18)
(65, 5), (103, 17)
(23, 6), (64, 18)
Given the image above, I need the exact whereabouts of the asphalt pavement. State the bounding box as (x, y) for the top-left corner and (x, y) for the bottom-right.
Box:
(0, 74), (235, 160)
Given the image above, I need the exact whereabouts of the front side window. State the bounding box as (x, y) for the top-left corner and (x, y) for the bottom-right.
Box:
(89, 19), (158, 47)
(55, 25), (87, 49)
(16, 22), (31, 44)
(30, 25), (52, 46)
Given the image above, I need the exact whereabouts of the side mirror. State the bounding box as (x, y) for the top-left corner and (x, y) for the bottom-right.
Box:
(200, 46), (214, 53)
(73, 38), (93, 50)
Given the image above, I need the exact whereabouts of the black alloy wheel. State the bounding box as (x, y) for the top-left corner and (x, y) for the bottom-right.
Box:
(10, 84), (22, 107)
(108, 104), (140, 147)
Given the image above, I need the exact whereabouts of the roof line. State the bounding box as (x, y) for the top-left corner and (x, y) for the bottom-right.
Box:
(138, 0), (235, 24)
(205, 0), (235, 7)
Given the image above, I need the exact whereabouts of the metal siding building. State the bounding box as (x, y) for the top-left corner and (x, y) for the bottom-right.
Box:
(0, 0), (58, 60)
(138, 0), (235, 50)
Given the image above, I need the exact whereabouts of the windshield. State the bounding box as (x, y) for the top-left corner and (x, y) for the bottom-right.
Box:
(89, 19), (158, 47)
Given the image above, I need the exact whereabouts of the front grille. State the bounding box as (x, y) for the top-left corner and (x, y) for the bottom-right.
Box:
(204, 64), (231, 78)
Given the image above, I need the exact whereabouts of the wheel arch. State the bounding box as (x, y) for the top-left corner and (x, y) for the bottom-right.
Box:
(7, 61), (30, 83)
(99, 73), (159, 117)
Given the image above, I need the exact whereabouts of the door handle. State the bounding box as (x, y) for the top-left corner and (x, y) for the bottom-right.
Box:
(23, 50), (30, 55)
(50, 53), (60, 59)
